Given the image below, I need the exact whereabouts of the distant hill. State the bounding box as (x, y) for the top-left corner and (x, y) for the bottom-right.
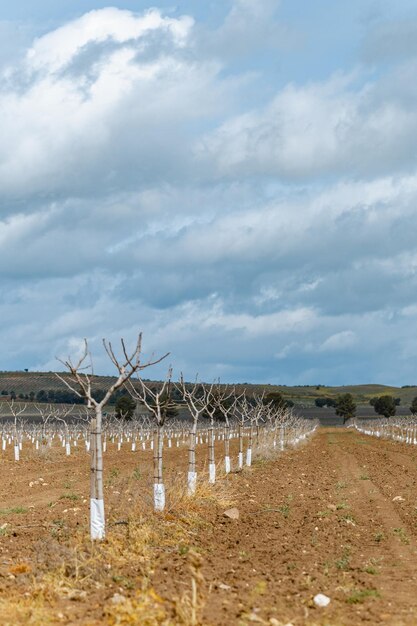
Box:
(0, 372), (415, 408)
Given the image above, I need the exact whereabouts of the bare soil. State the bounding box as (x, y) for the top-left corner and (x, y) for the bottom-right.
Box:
(0, 429), (417, 625)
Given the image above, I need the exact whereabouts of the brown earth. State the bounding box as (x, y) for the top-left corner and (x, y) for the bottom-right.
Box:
(0, 429), (417, 625)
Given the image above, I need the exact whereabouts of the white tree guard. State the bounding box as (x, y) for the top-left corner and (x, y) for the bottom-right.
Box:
(238, 452), (243, 469)
(246, 448), (252, 466)
(14, 445), (20, 461)
(90, 498), (105, 540)
(65, 443), (71, 456)
(225, 456), (231, 474)
(154, 483), (165, 511)
(187, 471), (197, 495)
(209, 463), (216, 484)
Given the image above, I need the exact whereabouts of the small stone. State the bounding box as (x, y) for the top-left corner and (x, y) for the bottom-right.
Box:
(392, 496), (405, 502)
(111, 593), (126, 605)
(218, 583), (231, 590)
(327, 504), (337, 511)
(223, 508), (239, 520)
(314, 593), (330, 607)
(68, 589), (87, 601)
(248, 613), (264, 623)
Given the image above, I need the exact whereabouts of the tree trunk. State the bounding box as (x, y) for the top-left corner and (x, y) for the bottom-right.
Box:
(224, 424), (231, 473)
(246, 424), (253, 466)
(208, 424), (215, 483)
(188, 423), (197, 495)
(90, 411), (105, 540)
(153, 426), (165, 511)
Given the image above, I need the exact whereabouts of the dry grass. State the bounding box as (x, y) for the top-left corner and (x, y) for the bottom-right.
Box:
(0, 473), (235, 625)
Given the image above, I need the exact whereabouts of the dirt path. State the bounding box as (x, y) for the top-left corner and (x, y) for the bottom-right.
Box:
(154, 428), (417, 625)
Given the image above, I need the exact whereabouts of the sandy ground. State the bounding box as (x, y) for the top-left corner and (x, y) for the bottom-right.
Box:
(0, 428), (416, 625)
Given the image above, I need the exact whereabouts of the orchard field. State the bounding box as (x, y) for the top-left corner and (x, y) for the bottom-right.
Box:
(0, 426), (416, 625)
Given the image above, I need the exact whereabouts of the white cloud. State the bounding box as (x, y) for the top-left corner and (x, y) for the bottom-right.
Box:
(199, 68), (417, 180)
(26, 8), (193, 73)
(320, 330), (357, 352)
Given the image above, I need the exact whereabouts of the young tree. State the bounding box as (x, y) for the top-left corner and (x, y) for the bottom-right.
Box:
(8, 401), (26, 461)
(373, 395), (396, 418)
(56, 335), (168, 539)
(335, 393), (356, 423)
(127, 368), (173, 511)
(410, 396), (417, 415)
(177, 376), (208, 495)
(215, 385), (237, 474)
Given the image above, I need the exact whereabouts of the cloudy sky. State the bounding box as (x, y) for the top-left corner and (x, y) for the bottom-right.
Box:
(1, 0), (417, 385)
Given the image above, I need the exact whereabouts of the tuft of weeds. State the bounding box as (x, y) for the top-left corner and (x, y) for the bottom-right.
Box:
(393, 527), (410, 544)
(173, 549), (206, 626)
(335, 546), (351, 571)
(363, 557), (380, 575)
(59, 494), (80, 501)
(336, 481), (347, 491)
(0, 506), (28, 515)
(374, 531), (385, 543)
(346, 588), (380, 604)
(336, 502), (349, 510)
(105, 467), (120, 487)
(359, 474), (370, 480)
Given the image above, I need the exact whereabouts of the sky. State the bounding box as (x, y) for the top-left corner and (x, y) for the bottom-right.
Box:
(1, 0), (417, 385)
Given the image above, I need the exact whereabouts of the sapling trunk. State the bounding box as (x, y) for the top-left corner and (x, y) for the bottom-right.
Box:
(238, 424), (243, 469)
(224, 423), (231, 473)
(188, 425), (197, 495)
(208, 424), (215, 483)
(90, 413), (105, 540)
(246, 423), (253, 466)
(153, 426), (165, 511)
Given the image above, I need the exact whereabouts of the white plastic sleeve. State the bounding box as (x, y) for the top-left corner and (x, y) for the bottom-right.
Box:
(225, 456), (231, 474)
(209, 463), (216, 484)
(90, 498), (105, 540)
(154, 483), (165, 512)
(187, 471), (197, 495)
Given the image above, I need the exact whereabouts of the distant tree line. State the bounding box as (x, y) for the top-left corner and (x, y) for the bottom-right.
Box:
(0, 388), (141, 405)
(314, 397), (337, 408)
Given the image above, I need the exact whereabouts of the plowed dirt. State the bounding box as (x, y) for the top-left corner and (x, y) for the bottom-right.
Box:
(0, 428), (416, 625)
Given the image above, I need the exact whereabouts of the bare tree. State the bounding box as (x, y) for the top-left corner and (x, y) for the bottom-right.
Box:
(34, 403), (55, 451)
(56, 335), (168, 539)
(200, 382), (216, 483)
(8, 401), (26, 461)
(177, 376), (208, 495)
(54, 405), (76, 456)
(215, 385), (237, 474)
(128, 368), (173, 511)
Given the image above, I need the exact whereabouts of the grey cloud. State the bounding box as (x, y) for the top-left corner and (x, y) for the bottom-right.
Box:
(362, 18), (417, 64)
(2, 5), (417, 385)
